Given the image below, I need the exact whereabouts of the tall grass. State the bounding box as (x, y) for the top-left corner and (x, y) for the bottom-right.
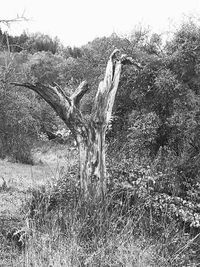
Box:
(11, 173), (200, 267)
(1, 146), (199, 266)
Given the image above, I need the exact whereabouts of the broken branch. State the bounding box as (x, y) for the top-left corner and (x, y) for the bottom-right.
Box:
(71, 80), (89, 107)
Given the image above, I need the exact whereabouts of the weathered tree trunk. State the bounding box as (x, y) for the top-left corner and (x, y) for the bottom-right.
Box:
(12, 49), (141, 197)
(78, 124), (107, 196)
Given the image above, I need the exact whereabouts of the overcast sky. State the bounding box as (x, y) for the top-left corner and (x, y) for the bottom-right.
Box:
(1, 0), (200, 47)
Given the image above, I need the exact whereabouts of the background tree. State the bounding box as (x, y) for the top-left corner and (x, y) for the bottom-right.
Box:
(0, 51), (39, 163)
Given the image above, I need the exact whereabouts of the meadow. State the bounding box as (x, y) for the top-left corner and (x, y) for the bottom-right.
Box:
(0, 141), (199, 266)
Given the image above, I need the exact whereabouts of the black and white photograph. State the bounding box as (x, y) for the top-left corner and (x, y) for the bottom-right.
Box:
(0, 0), (200, 266)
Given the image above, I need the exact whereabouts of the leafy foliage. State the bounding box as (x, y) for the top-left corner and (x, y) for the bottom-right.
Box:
(0, 52), (39, 163)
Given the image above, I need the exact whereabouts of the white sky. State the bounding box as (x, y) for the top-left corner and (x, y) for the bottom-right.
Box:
(1, 0), (200, 47)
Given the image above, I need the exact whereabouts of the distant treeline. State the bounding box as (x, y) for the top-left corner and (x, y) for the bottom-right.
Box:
(0, 28), (82, 57)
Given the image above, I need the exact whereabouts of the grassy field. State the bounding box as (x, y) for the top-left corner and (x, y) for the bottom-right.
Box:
(0, 142), (77, 266)
(0, 142), (76, 215)
(0, 143), (163, 267)
(0, 142), (199, 266)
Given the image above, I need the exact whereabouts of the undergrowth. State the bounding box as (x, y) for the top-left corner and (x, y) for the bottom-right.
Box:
(2, 145), (200, 266)
(9, 168), (200, 267)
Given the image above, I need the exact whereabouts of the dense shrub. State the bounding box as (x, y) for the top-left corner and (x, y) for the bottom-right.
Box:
(0, 52), (39, 163)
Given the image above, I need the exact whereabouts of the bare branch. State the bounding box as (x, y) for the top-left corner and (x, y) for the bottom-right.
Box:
(92, 50), (143, 127)
(120, 54), (143, 70)
(71, 81), (89, 107)
(0, 15), (28, 27)
(92, 49), (121, 125)
(53, 82), (71, 104)
(11, 81), (89, 141)
(11, 82), (71, 123)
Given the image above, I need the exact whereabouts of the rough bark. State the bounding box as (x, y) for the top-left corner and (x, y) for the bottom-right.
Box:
(12, 49), (141, 197)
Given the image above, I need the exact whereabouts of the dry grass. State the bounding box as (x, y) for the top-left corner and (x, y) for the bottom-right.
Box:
(0, 142), (77, 267)
(0, 143), (200, 266)
(0, 142), (77, 223)
(17, 231), (166, 267)
(0, 142), (77, 189)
